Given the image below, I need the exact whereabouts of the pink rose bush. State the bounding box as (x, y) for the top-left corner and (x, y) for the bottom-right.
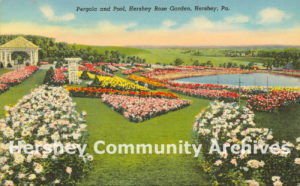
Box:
(247, 91), (300, 112)
(0, 84), (8, 94)
(101, 94), (191, 122)
(106, 65), (118, 72)
(168, 86), (238, 102)
(0, 66), (38, 86)
(52, 68), (67, 85)
(0, 86), (92, 185)
(192, 101), (300, 185)
(122, 67), (143, 75)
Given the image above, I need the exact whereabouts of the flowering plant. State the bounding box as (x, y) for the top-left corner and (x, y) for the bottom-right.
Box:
(192, 101), (300, 185)
(65, 86), (178, 99)
(52, 68), (67, 85)
(102, 94), (190, 122)
(122, 67), (143, 75)
(128, 75), (167, 89)
(0, 66), (38, 86)
(168, 86), (238, 102)
(90, 76), (149, 91)
(0, 84), (8, 94)
(247, 91), (300, 112)
(0, 86), (93, 185)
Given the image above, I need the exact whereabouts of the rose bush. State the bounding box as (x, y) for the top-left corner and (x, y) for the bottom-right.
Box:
(0, 86), (93, 185)
(0, 66), (38, 86)
(247, 91), (300, 112)
(0, 84), (8, 94)
(65, 86), (178, 99)
(122, 67), (143, 75)
(168, 86), (238, 102)
(52, 68), (66, 85)
(192, 101), (300, 185)
(102, 94), (190, 122)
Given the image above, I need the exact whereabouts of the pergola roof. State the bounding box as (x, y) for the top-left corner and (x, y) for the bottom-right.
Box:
(0, 36), (39, 49)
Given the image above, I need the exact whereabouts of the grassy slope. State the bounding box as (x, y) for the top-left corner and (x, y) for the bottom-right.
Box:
(70, 44), (150, 56)
(0, 70), (46, 117)
(137, 48), (272, 66)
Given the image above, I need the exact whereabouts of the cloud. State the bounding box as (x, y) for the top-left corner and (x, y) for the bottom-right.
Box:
(258, 8), (290, 24)
(162, 20), (176, 28)
(179, 16), (242, 32)
(1, 20), (300, 46)
(40, 5), (75, 22)
(225, 15), (249, 23)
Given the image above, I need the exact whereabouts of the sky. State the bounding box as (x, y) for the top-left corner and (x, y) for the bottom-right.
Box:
(0, 0), (300, 46)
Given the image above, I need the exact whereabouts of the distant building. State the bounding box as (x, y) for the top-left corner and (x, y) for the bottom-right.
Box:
(284, 62), (295, 70)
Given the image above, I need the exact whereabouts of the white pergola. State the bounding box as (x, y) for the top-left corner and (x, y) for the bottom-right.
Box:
(0, 36), (39, 67)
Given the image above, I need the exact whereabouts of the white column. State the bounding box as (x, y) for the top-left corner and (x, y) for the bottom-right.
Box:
(30, 50), (33, 65)
(4, 51), (7, 67)
(8, 51), (12, 66)
(35, 50), (38, 65)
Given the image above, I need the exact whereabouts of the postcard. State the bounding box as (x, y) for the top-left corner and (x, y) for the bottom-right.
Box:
(0, 0), (300, 185)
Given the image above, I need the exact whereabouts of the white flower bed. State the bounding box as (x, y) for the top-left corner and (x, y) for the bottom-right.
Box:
(192, 101), (300, 185)
(0, 86), (92, 185)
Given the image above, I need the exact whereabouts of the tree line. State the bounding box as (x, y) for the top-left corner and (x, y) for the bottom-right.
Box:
(0, 35), (146, 65)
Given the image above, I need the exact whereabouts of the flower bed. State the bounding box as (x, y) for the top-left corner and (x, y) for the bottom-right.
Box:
(166, 81), (229, 90)
(0, 66), (38, 86)
(52, 68), (67, 85)
(106, 65), (118, 72)
(128, 75), (167, 89)
(168, 86), (238, 102)
(65, 86), (178, 99)
(91, 76), (149, 91)
(122, 67), (143, 75)
(102, 94), (190, 122)
(192, 101), (300, 185)
(0, 86), (92, 185)
(0, 84), (8, 94)
(80, 63), (113, 77)
(247, 91), (300, 112)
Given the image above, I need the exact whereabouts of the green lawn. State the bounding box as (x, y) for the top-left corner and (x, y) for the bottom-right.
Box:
(0, 68), (12, 76)
(74, 95), (211, 185)
(254, 104), (300, 142)
(0, 70), (46, 117)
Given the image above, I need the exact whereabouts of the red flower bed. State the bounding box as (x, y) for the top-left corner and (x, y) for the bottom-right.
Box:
(65, 86), (179, 99)
(247, 91), (300, 112)
(53, 68), (66, 84)
(122, 67), (143, 75)
(166, 81), (229, 90)
(80, 63), (113, 76)
(102, 94), (190, 122)
(0, 84), (8, 94)
(168, 86), (238, 101)
(0, 66), (38, 85)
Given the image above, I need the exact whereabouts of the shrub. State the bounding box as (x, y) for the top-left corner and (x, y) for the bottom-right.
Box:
(192, 101), (300, 185)
(43, 67), (54, 84)
(80, 70), (90, 80)
(7, 63), (12, 68)
(0, 86), (93, 185)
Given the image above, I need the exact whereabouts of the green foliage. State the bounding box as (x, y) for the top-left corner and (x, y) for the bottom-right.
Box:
(55, 61), (63, 68)
(174, 58), (184, 66)
(43, 67), (54, 84)
(80, 70), (90, 80)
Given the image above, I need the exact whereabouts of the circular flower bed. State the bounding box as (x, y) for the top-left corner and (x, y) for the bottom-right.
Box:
(0, 86), (92, 185)
(192, 101), (300, 185)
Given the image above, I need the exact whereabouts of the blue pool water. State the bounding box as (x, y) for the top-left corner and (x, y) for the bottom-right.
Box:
(174, 73), (300, 87)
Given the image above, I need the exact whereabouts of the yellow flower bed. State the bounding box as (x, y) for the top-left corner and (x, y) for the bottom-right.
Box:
(244, 86), (300, 92)
(96, 76), (149, 91)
